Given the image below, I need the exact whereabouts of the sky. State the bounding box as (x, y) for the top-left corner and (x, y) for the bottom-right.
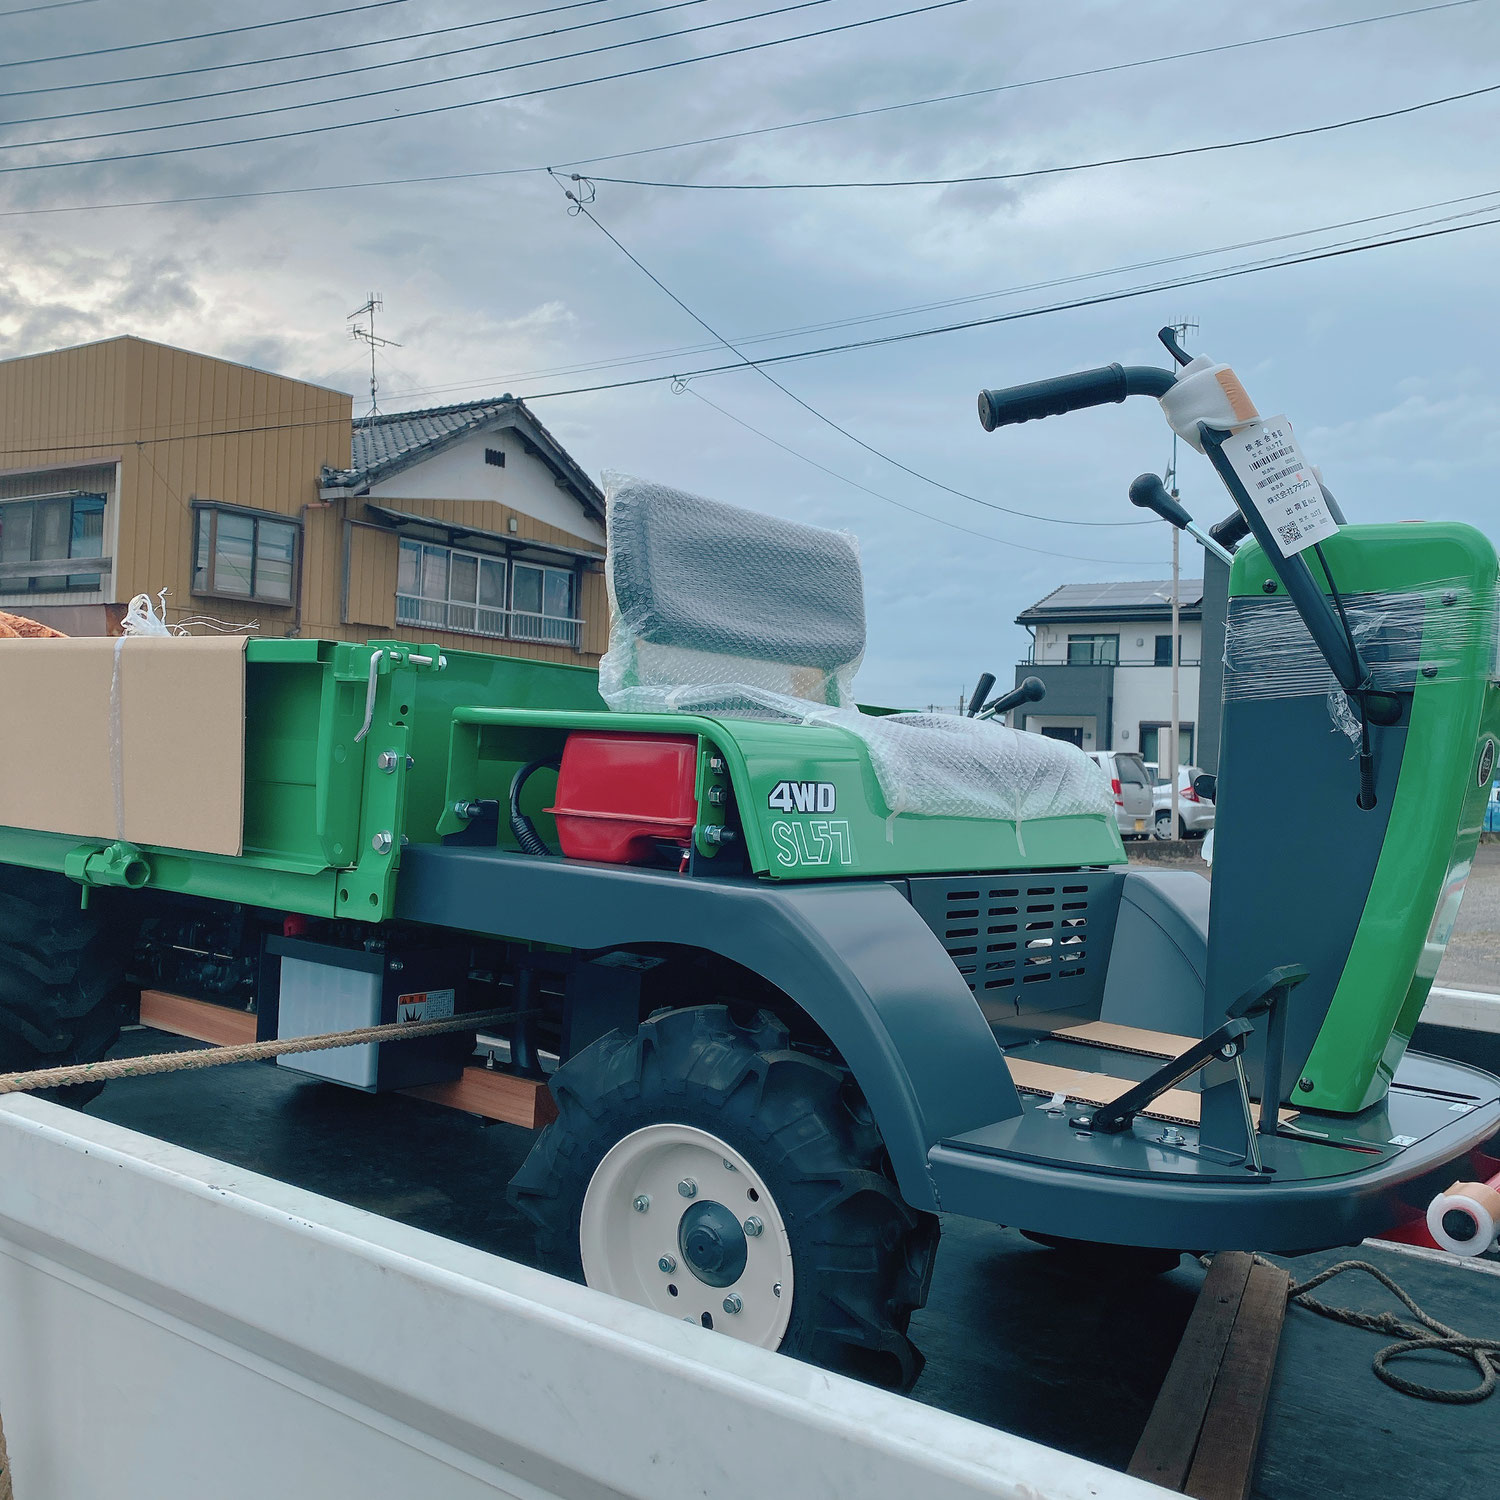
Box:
(1, 0), (1497, 706)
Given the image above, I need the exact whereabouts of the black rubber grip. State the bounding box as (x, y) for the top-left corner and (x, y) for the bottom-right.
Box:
(977, 364), (1176, 432)
(1209, 510), (1252, 548)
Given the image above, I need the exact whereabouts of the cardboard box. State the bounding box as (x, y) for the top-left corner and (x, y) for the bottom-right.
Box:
(0, 636), (246, 858)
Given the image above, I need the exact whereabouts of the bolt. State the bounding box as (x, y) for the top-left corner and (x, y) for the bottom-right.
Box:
(722, 1294), (742, 1315)
(1442, 591), (1459, 607)
(1422, 665), (1438, 678)
(773, 1282), (782, 1299)
(744, 1216), (763, 1237)
(633, 1194), (651, 1213)
(706, 785), (726, 805)
(722, 1158), (737, 1172)
(709, 755), (725, 774)
(658, 1255), (677, 1273)
(377, 749), (399, 773)
(1262, 579), (1278, 594)
(678, 1178), (697, 1198)
(1297, 1077), (1315, 1094)
(388, 959), (404, 973)
(371, 830), (394, 854)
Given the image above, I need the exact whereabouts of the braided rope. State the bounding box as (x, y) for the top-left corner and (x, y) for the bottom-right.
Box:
(0, 1007), (518, 1096)
(1282, 1257), (1499, 1404)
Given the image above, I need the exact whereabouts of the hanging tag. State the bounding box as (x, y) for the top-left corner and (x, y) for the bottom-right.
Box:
(1219, 416), (1338, 558)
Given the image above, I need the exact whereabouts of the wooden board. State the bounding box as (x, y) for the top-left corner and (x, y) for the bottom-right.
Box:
(1129, 1251), (1289, 1500)
(139, 990), (257, 1047)
(1053, 1020), (1200, 1058)
(403, 1067), (558, 1129)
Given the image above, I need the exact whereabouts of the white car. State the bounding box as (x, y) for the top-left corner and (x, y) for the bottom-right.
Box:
(1085, 750), (1155, 839)
(1152, 765), (1216, 839)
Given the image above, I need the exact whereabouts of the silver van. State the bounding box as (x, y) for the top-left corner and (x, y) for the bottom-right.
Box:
(1086, 750), (1155, 839)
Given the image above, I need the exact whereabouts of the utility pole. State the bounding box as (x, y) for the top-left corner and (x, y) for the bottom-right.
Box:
(1162, 317), (1198, 841)
(348, 294), (401, 419)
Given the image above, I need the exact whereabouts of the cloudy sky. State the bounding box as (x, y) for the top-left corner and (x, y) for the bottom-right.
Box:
(1, 0), (1496, 704)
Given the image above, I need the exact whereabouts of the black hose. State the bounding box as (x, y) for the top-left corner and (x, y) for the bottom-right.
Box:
(510, 758), (560, 857)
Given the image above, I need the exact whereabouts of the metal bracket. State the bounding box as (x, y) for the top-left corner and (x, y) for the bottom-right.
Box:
(1085, 1016), (1254, 1135)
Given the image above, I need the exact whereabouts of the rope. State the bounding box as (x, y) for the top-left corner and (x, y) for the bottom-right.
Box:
(0, 1007), (519, 1095)
(1203, 1253), (1500, 1404)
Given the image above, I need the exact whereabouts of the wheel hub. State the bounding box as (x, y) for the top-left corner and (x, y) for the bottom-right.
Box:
(578, 1123), (796, 1349)
(678, 1200), (748, 1287)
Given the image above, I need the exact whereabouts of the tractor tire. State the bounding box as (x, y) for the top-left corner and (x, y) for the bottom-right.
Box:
(509, 1004), (939, 1391)
(0, 864), (131, 1105)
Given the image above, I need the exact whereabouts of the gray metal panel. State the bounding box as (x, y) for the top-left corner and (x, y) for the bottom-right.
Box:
(909, 871), (1123, 1042)
(928, 1053), (1500, 1250)
(1099, 870), (1210, 1038)
(1196, 552), (1229, 774)
(393, 846), (1021, 1210)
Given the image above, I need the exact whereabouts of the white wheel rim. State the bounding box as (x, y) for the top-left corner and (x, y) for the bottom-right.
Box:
(580, 1123), (795, 1349)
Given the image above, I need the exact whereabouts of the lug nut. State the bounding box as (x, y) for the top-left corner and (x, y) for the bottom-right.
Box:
(659, 1255), (677, 1273)
(371, 830), (394, 854)
(773, 1282), (782, 1299)
(678, 1178), (697, 1198)
(633, 1194), (651, 1213)
(722, 1294), (742, 1315)
(744, 1216), (763, 1237)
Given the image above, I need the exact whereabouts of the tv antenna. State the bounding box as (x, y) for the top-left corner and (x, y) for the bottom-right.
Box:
(348, 294), (401, 418)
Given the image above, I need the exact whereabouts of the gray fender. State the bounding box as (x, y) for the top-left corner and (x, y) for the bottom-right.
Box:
(1099, 869), (1210, 1038)
(395, 845), (1020, 1210)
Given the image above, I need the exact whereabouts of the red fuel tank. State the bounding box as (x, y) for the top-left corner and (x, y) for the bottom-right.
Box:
(548, 731), (700, 864)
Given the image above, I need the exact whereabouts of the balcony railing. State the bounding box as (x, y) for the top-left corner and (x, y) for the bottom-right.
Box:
(1018, 657), (1202, 669)
(0, 554), (110, 589)
(396, 595), (583, 650)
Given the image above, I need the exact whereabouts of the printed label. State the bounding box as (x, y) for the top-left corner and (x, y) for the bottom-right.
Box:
(768, 779), (837, 813)
(1219, 416), (1338, 558)
(395, 988), (455, 1023)
(770, 819), (854, 868)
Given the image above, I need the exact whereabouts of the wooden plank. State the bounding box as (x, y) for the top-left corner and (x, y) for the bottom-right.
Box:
(1053, 1020), (1200, 1058)
(403, 1066), (558, 1129)
(1128, 1251), (1255, 1491)
(139, 989), (258, 1047)
(1183, 1258), (1290, 1500)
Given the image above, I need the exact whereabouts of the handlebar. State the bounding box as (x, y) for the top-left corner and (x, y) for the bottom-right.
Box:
(980, 676), (1046, 720)
(976, 364), (1176, 432)
(1209, 510), (1251, 548)
(965, 672), (997, 718)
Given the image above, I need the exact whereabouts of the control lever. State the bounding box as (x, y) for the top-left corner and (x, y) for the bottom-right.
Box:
(1208, 510), (1251, 549)
(965, 672), (996, 718)
(978, 676), (1045, 721)
(1128, 473), (1234, 566)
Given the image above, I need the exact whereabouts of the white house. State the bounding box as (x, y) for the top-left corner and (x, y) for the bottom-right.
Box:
(1011, 579), (1204, 774)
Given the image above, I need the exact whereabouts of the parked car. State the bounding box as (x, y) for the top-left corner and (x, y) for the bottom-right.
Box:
(1152, 765), (1215, 840)
(1086, 750), (1155, 839)
(1486, 779), (1500, 833)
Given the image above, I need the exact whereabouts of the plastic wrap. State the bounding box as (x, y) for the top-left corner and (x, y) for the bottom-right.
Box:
(1223, 581), (1498, 739)
(599, 474), (1114, 829)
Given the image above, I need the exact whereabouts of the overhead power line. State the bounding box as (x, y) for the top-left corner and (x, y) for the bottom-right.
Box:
(4, 205), (1498, 462)
(0, 0), (838, 152)
(588, 77), (1500, 190)
(515, 209), (1500, 403)
(0, 0), (712, 131)
(0, 0), (618, 99)
(552, 173), (1154, 528)
(0, 0), (416, 69)
(1, 0), (1483, 208)
(0, 0), (970, 175)
(0, 0), (101, 15)
(377, 187), (1500, 403)
(683, 386), (1164, 563)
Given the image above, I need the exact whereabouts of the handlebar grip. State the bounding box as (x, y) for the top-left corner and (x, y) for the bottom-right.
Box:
(977, 364), (1177, 432)
(1209, 510), (1251, 548)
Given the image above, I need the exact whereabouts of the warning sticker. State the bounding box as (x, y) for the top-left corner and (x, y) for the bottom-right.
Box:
(1219, 416), (1338, 558)
(395, 988), (455, 1024)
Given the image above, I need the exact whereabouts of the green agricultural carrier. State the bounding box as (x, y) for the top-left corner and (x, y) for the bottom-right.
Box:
(1, 329), (1497, 1391)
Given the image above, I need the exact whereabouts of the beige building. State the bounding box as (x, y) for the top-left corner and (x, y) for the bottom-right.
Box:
(0, 336), (606, 663)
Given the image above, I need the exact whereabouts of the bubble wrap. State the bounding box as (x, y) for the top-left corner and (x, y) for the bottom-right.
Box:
(599, 473), (1114, 827)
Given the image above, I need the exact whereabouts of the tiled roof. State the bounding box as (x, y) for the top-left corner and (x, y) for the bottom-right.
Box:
(322, 394), (604, 519)
(1016, 579), (1204, 624)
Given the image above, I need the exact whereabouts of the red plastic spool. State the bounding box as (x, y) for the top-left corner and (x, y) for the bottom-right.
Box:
(548, 731), (700, 865)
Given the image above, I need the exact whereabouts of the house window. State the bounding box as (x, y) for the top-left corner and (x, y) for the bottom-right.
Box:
(484, 448), (506, 468)
(397, 539), (507, 637)
(510, 560), (577, 645)
(395, 539), (580, 646)
(193, 505), (297, 604)
(0, 492), (105, 592)
(1066, 633), (1118, 665)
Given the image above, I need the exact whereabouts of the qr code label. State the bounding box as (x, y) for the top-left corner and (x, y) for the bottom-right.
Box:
(1220, 417), (1338, 558)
